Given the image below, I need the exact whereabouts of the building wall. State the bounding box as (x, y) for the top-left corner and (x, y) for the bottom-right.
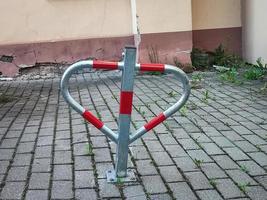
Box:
(242, 0), (267, 63)
(192, 0), (242, 55)
(0, 0), (132, 45)
(136, 0), (193, 64)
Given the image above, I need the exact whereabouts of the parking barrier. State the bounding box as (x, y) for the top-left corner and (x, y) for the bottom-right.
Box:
(60, 46), (190, 183)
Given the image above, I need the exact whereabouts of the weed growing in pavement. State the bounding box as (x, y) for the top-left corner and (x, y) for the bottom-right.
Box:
(180, 105), (188, 117)
(237, 182), (251, 193)
(244, 67), (266, 80)
(240, 165), (250, 173)
(85, 144), (94, 156)
(193, 159), (204, 167)
(0, 95), (15, 104)
(220, 68), (243, 85)
(209, 178), (217, 187)
(167, 90), (177, 98)
(201, 90), (210, 104)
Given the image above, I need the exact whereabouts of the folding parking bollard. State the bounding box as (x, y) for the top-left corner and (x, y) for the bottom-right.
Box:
(60, 46), (190, 183)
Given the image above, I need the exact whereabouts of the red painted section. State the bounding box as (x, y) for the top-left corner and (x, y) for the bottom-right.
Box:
(144, 113), (166, 132)
(120, 91), (134, 115)
(93, 60), (118, 70)
(139, 31), (193, 64)
(193, 27), (242, 56)
(82, 110), (104, 129)
(140, 63), (165, 72)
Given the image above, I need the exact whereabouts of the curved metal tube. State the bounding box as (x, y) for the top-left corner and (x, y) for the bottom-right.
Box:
(129, 64), (190, 143)
(60, 60), (118, 143)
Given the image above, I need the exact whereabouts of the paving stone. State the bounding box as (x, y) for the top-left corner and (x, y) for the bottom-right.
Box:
(196, 190), (223, 200)
(95, 162), (114, 179)
(238, 160), (266, 176)
(165, 144), (187, 157)
(187, 149), (213, 162)
(216, 179), (245, 199)
(179, 138), (200, 150)
(75, 189), (98, 200)
(12, 153), (32, 166)
(94, 148), (112, 163)
(169, 182), (197, 200)
(174, 156), (198, 172)
(150, 193), (172, 200)
(29, 173), (50, 189)
(73, 142), (91, 156)
(17, 142), (35, 153)
(0, 182), (25, 199)
(201, 163), (227, 179)
(248, 152), (267, 166)
(123, 185), (146, 200)
(53, 151), (72, 164)
(74, 156), (93, 170)
(37, 136), (53, 146)
(254, 175), (267, 189)
(54, 139), (71, 151)
(32, 158), (51, 172)
(20, 134), (37, 142)
(246, 186), (267, 200)
(130, 146), (150, 160)
(226, 169), (257, 185)
(213, 155), (239, 169)
(136, 159), (157, 176)
(91, 136), (108, 148)
(0, 149), (14, 160)
(142, 175), (167, 194)
(98, 179), (121, 198)
(35, 145), (52, 158)
(53, 164), (72, 180)
(0, 160), (10, 173)
(158, 165), (184, 182)
(223, 147), (249, 161)
(25, 190), (49, 200)
(201, 142), (224, 155)
(235, 140), (259, 153)
(150, 151), (173, 166)
(0, 138), (19, 148)
(221, 130), (243, 141)
(145, 140), (165, 152)
(185, 171), (212, 190)
(51, 181), (73, 199)
(75, 170), (95, 188)
(243, 135), (266, 145)
(6, 166), (29, 181)
(231, 125), (253, 135)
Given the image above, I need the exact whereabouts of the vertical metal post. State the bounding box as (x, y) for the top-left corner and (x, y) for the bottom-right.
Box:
(115, 46), (136, 177)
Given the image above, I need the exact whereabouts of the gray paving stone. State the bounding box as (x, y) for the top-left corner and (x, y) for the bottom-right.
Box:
(25, 190), (49, 200)
(223, 147), (249, 161)
(226, 169), (257, 185)
(254, 176), (267, 189)
(179, 138), (200, 150)
(216, 178), (245, 199)
(169, 182), (197, 200)
(6, 166), (29, 181)
(0, 149), (14, 160)
(235, 140), (259, 153)
(187, 149), (213, 162)
(213, 155), (239, 169)
(243, 135), (266, 145)
(75, 170), (95, 188)
(246, 186), (267, 200)
(29, 173), (50, 189)
(174, 156), (198, 172)
(142, 175), (167, 194)
(0, 182), (25, 199)
(32, 158), (51, 172)
(37, 136), (53, 146)
(51, 181), (73, 199)
(185, 171), (212, 190)
(53, 164), (72, 180)
(74, 156), (93, 170)
(12, 153), (32, 166)
(35, 145), (52, 158)
(150, 151), (173, 166)
(248, 152), (267, 166)
(196, 190), (223, 200)
(150, 193), (172, 200)
(0, 160), (10, 173)
(54, 139), (71, 151)
(123, 185), (146, 200)
(130, 146), (150, 160)
(201, 163), (227, 179)
(238, 160), (266, 176)
(231, 125), (253, 135)
(98, 179), (121, 198)
(75, 189), (98, 200)
(165, 144), (187, 157)
(202, 143), (224, 155)
(136, 159), (157, 176)
(53, 150), (72, 164)
(145, 140), (165, 152)
(158, 165), (184, 182)
(94, 148), (112, 163)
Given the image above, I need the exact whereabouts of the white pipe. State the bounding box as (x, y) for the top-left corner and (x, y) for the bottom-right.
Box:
(130, 0), (140, 61)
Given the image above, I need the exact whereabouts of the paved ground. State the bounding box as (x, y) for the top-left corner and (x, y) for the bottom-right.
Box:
(0, 70), (266, 200)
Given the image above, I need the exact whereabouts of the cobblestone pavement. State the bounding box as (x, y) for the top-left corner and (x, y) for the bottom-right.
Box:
(0, 70), (266, 200)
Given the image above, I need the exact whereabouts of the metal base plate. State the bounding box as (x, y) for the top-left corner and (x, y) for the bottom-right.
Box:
(106, 169), (136, 183)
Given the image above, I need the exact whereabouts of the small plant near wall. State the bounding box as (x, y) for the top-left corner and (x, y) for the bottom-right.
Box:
(220, 68), (243, 85)
(244, 57), (267, 80)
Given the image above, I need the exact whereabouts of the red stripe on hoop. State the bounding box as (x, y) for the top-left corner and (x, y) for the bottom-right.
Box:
(144, 113), (166, 131)
(93, 60), (118, 70)
(140, 63), (165, 72)
(120, 91), (134, 115)
(82, 110), (104, 129)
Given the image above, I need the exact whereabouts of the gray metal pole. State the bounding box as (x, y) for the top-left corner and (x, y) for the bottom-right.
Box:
(115, 46), (136, 177)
